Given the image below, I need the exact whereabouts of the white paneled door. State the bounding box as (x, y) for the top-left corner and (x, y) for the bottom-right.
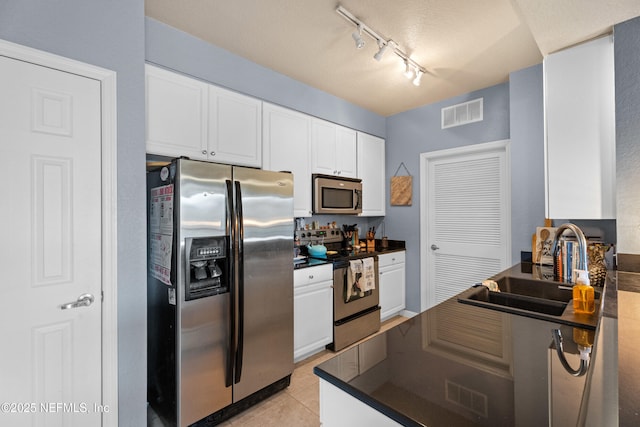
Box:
(0, 55), (102, 426)
(421, 141), (511, 309)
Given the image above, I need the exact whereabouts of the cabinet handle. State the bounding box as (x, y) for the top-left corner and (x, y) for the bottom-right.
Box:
(201, 150), (207, 155)
(308, 275), (314, 279)
(210, 151), (216, 156)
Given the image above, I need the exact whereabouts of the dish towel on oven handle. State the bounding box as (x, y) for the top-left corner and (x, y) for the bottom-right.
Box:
(361, 257), (375, 292)
(347, 259), (364, 302)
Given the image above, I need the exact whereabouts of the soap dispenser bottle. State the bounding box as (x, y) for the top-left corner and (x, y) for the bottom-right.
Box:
(573, 269), (595, 314)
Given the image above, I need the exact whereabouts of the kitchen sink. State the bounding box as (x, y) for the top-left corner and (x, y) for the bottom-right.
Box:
(466, 288), (568, 316)
(493, 276), (601, 301)
(494, 276), (572, 302)
(457, 275), (601, 329)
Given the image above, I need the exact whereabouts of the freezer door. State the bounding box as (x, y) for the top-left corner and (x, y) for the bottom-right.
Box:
(175, 159), (234, 425)
(176, 159), (231, 239)
(232, 167), (294, 402)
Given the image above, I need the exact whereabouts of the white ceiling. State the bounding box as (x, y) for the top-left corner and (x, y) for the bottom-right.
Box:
(145, 0), (640, 116)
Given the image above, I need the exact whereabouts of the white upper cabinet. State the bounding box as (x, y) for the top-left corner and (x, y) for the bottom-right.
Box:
(262, 103), (313, 217)
(311, 118), (357, 178)
(357, 132), (386, 216)
(208, 85), (262, 167)
(146, 64), (208, 159)
(145, 64), (262, 168)
(544, 35), (615, 219)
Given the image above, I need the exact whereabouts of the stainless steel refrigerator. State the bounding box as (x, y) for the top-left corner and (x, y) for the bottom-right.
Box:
(147, 158), (294, 427)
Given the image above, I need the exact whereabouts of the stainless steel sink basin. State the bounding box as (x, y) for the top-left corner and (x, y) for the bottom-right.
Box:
(494, 276), (573, 302)
(457, 275), (601, 329)
(493, 276), (601, 301)
(466, 288), (568, 316)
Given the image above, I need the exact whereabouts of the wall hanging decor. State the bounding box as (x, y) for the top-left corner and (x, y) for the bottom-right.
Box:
(390, 162), (413, 206)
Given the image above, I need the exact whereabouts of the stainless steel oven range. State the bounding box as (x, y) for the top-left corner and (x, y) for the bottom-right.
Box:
(297, 229), (380, 351)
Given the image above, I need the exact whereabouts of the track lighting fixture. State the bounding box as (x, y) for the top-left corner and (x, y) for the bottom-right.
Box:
(352, 24), (365, 49)
(336, 5), (427, 87)
(373, 40), (388, 61)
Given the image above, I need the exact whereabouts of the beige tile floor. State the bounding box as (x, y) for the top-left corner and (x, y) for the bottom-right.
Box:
(148, 315), (407, 426)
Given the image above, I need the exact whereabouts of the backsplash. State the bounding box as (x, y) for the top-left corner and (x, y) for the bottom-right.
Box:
(295, 214), (386, 238)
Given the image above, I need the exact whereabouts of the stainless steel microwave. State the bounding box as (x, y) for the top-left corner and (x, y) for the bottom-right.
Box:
(312, 174), (362, 215)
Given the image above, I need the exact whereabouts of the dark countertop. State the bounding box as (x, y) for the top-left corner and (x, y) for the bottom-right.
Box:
(294, 257), (330, 269)
(294, 239), (406, 269)
(314, 263), (621, 427)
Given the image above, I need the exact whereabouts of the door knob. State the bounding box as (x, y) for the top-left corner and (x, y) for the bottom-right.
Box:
(430, 244), (440, 250)
(60, 293), (95, 310)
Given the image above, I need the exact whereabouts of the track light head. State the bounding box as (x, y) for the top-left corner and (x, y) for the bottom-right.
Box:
(413, 69), (424, 86)
(403, 60), (414, 79)
(352, 24), (365, 49)
(373, 40), (388, 61)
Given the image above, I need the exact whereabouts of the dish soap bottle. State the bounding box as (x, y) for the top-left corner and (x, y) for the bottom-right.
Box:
(573, 269), (595, 314)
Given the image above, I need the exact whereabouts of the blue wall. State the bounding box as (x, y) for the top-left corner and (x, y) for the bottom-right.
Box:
(0, 1), (147, 425)
(385, 83), (512, 312)
(508, 64), (546, 262)
(145, 18), (386, 138)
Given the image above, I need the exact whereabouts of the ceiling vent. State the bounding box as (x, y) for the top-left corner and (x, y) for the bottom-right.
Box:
(441, 98), (483, 129)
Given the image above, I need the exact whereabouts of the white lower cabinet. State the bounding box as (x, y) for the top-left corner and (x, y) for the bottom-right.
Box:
(378, 251), (405, 321)
(320, 379), (402, 427)
(293, 264), (333, 362)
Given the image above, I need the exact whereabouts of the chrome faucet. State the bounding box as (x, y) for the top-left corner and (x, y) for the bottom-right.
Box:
(552, 223), (589, 272)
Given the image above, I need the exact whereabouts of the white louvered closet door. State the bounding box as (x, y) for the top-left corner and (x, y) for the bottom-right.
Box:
(423, 141), (510, 308)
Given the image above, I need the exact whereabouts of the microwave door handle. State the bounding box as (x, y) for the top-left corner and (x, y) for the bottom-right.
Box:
(355, 189), (362, 209)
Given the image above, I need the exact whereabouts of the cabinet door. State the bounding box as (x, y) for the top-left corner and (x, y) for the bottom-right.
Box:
(545, 35), (615, 219)
(336, 126), (357, 178)
(263, 103), (312, 217)
(208, 86), (262, 167)
(294, 281), (333, 361)
(312, 119), (357, 178)
(145, 64), (208, 159)
(357, 132), (386, 216)
(320, 379), (403, 427)
(311, 118), (338, 176)
(379, 264), (405, 321)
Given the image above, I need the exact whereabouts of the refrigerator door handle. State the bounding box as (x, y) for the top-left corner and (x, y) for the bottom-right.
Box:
(225, 179), (235, 388)
(234, 180), (245, 384)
